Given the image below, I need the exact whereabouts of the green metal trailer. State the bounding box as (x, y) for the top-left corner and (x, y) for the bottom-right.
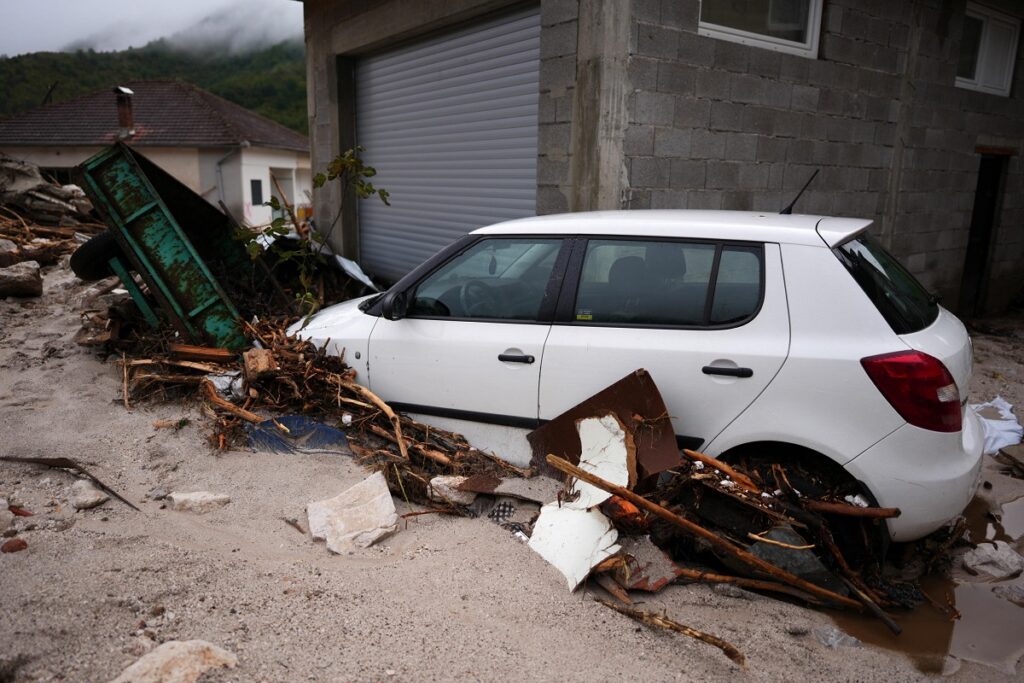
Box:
(76, 143), (250, 350)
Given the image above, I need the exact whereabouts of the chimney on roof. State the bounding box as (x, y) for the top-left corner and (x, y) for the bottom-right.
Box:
(113, 86), (135, 139)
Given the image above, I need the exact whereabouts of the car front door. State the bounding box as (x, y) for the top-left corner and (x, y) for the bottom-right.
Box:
(538, 237), (790, 449)
(368, 236), (567, 425)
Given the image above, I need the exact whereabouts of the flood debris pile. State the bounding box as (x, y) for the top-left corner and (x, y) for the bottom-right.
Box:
(0, 156), (105, 298)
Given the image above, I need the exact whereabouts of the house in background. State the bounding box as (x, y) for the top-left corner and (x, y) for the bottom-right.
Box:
(301, 0), (1022, 315)
(0, 80), (312, 227)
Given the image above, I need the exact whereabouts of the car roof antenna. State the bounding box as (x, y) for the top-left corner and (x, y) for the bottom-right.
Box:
(779, 169), (819, 215)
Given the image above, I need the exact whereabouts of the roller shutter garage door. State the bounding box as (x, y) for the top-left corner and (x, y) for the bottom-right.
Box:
(356, 7), (540, 281)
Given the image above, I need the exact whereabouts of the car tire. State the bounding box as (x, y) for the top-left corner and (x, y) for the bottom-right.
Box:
(70, 231), (123, 281)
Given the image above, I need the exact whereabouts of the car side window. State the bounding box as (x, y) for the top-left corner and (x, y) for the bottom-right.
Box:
(711, 246), (763, 324)
(573, 239), (762, 327)
(408, 237), (562, 321)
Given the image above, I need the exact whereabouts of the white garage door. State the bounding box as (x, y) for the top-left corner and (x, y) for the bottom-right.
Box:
(356, 7), (540, 281)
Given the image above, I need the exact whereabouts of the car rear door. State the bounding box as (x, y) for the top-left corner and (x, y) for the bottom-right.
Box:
(368, 236), (568, 425)
(538, 237), (790, 448)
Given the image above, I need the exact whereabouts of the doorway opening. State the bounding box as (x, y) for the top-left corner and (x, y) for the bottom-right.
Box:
(958, 153), (1009, 318)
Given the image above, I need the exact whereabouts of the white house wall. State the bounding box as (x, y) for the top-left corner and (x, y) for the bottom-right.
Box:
(239, 147), (313, 226)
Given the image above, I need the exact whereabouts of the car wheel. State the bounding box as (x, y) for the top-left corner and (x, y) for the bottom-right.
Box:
(70, 231), (123, 281)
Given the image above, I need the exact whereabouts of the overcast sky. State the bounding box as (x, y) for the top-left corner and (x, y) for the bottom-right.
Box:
(0, 0), (304, 57)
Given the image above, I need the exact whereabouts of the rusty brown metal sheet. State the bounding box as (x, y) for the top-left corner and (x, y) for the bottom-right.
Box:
(456, 472), (562, 505)
(527, 369), (680, 484)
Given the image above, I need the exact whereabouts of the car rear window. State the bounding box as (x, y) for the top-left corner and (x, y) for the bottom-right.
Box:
(833, 233), (938, 334)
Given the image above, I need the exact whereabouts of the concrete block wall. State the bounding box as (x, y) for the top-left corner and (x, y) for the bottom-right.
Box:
(620, 0), (1024, 309)
(537, 0), (580, 214)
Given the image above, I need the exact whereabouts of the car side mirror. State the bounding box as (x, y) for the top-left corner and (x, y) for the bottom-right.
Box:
(381, 290), (408, 321)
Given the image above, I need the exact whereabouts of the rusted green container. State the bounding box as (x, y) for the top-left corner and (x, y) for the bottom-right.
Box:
(77, 143), (249, 350)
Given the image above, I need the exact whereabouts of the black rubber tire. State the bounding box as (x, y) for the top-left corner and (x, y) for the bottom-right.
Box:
(70, 230), (122, 281)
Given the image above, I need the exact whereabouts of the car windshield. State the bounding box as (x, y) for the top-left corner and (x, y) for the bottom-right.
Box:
(833, 233), (938, 334)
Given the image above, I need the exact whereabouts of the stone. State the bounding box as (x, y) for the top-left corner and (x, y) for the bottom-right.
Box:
(1, 537), (27, 553)
(427, 476), (477, 506)
(712, 583), (752, 599)
(0, 260), (42, 298)
(750, 526), (846, 594)
(70, 479), (109, 510)
(962, 541), (1024, 579)
(145, 487), (169, 501)
(813, 626), (861, 648)
(166, 492), (231, 514)
(993, 583), (1024, 605)
(306, 472), (398, 554)
(109, 639), (237, 683)
(0, 238), (17, 254)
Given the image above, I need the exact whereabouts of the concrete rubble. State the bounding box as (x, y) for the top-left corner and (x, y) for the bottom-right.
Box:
(166, 491), (231, 514)
(307, 471), (398, 554)
(108, 639), (237, 683)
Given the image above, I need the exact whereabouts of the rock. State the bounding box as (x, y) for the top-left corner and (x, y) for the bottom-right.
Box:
(749, 525), (847, 594)
(166, 492), (231, 514)
(962, 541), (1024, 579)
(108, 639), (237, 683)
(813, 626), (861, 648)
(427, 476), (477, 506)
(0, 238), (17, 254)
(145, 487), (169, 501)
(785, 624), (811, 637)
(307, 471), (398, 554)
(711, 583), (752, 599)
(993, 583), (1024, 605)
(70, 479), (110, 510)
(0, 260), (42, 298)
(1, 537), (27, 553)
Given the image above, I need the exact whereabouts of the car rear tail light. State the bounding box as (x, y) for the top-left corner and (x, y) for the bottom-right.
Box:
(861, 351), (962, 433)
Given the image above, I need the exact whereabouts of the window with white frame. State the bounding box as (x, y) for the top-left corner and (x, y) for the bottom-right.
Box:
(956, 2), (1020, 97)
(698, 0), (823, 58)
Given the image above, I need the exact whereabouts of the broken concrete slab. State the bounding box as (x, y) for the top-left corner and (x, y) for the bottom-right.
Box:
(564, 414), (636, 510)
(962, 540), (1024, 579)
(307, 471), (398, 554)
(527, 369), (680, 484)
(70, 479), (109, 510)
(0, 260), (42, 298)
(528, 503), (620, 590)
(243, 348), (278, 381)
(166, 492), (231, 514)
(428, 476), (477, 506)
(108, 639), (237, 683)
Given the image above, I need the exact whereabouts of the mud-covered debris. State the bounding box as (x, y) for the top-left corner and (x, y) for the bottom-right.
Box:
(0, 260), (42, 298)
(962, 540), (1024, 578)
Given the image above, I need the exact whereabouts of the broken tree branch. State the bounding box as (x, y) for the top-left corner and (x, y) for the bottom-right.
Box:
(595, 597), (745, 667)
(200, 378), (263, 424)
(546, 454), (861, 611)
(341, 380), (408, 459)
(802, 499), (901, 519)
(682, 449), (760, 493)
(0, 456), (139, 511)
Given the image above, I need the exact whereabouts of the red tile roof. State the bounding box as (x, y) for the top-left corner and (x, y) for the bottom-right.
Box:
(0, 80), (308, 152)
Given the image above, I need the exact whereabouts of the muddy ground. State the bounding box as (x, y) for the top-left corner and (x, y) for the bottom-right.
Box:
(1, 261), (1023, 682)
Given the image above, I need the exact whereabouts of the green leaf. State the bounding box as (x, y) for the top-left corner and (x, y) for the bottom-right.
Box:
(313, 173), (326, 189)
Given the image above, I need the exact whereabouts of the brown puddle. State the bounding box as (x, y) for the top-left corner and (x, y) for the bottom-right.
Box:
(832, 496), (1024, 675)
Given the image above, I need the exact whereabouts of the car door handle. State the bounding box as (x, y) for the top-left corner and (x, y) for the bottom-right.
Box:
(498, 353), (535, 364)
(702, 365), (753, 378)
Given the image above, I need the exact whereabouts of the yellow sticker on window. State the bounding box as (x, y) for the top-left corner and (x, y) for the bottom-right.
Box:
(576, 313), (593, 321)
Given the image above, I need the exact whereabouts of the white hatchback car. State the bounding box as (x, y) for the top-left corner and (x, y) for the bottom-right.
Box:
(292, 211), (983, 542)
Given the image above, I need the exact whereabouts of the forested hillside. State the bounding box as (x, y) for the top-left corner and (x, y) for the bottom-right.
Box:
(0, 39), (307, 133)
